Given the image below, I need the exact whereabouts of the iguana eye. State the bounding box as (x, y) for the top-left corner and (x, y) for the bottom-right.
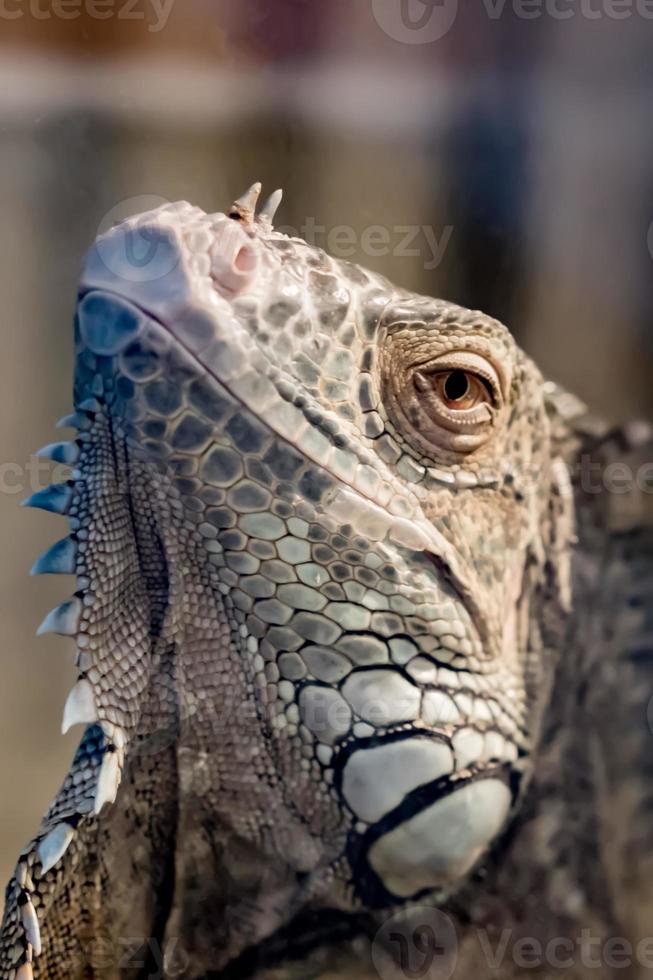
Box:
(432, 369), (492, 411)
(413, 352), (502, 437)
(382, 342), (508, 455)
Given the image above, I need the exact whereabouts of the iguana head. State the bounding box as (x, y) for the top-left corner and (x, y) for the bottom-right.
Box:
(34, 183), (574, 914)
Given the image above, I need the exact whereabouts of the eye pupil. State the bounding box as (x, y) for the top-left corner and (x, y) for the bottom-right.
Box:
(443, 370), (470, 402)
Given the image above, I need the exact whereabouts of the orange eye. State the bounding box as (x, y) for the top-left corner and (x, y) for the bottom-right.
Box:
(433, 370), (492, 411)
(407, 352), (504, 450)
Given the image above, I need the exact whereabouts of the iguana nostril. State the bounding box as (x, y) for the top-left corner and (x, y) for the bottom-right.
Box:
(234, 244), (257, 273)
(210, 217), (259, 293)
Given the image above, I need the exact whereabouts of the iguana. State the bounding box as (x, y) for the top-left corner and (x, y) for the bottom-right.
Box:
(2, 183), (652, 980)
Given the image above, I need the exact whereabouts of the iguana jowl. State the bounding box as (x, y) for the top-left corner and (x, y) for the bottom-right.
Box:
(2, 183), (651, 979)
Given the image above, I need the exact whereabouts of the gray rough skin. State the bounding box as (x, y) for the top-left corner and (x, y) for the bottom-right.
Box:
(1, 184), (652, 980)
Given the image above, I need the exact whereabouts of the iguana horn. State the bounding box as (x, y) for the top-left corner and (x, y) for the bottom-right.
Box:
(258, 188), (283, 226)
(229, 181), (262, 223)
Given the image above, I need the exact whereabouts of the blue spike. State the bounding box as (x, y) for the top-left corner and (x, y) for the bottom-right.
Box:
(56, 412), (90, 431)
(77, 397), (101, 414)
(36, 442), (80, 465)
(22, 484), (72, 515)
(36, 597), (81, 636)
(31, 537), (77, 575)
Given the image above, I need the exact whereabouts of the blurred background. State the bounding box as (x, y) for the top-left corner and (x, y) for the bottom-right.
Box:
(1, 0), (652, 892)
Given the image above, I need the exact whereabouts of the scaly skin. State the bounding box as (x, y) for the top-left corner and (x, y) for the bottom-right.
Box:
(1, 184), (651, 979)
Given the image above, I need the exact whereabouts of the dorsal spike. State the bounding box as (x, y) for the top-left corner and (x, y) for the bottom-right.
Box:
(56, 412), (90, 431)
(257, 188), (283, 227)
(77, 397), (101, 414)
(228, 181), (262, 223)
(19, 894), (41, 957)
(37, 822), (76, 875)
(36, 597), (81, 637)
(30, 537), (77, 576)
(62, 678), (97, 734)
(22, 484), (72, 516)
(36, 442), (79, 466)
(93, 749), (121, 814)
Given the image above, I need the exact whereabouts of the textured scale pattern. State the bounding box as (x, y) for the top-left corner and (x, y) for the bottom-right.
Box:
(2, 183), (651, 979)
